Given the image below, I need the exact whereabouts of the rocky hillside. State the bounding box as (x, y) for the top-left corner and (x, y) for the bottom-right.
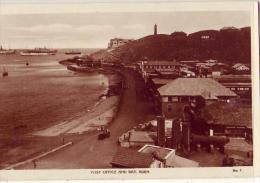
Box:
(91, 27), (250, 64)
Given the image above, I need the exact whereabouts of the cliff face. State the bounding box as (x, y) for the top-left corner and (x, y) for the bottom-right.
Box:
(91, 27), (251, 64)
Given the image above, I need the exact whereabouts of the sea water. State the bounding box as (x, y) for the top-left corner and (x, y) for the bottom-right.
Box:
(0, 49), (108, 137)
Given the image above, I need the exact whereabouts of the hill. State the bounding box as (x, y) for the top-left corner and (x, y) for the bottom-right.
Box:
(91, 27), (250, 64)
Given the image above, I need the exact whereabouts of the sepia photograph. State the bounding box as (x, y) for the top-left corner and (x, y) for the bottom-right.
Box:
(0, 0), (259, 180)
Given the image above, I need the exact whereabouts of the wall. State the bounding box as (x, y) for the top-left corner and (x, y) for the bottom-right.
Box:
(161, 100), (186, 118)
(129, 141), (154, 148)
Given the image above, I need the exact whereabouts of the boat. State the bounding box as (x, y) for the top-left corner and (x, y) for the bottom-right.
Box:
(65, 50), (81, 55)
(20, 47), (57, 56)
(2, 67), (8, 77)
(0, 46), (15, 54)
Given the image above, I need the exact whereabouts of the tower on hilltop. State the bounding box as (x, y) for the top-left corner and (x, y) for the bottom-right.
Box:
(154, 24), (157, 35)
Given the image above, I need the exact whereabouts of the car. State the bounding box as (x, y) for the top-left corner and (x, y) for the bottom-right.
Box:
(98, 129), (110, 140)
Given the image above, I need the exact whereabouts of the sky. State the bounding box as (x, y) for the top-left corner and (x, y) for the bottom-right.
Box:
(0, 6), (250, 48)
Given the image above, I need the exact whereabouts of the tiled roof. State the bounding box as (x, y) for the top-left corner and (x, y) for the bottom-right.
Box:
(139, 145), (172, 160)
(201, 102), (252, 127)
(166, 155), (199, 167)
(152, 78), (173, 85)
(129, 131), (155, 143)
(158, 78), (237, 98)
(111, 148), (153, 168)
(213, 74), (251, 83)
(142, 60), (181, 66)
(224, 138), (253, 153)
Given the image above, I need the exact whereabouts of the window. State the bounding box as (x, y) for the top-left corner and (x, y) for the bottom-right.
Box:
(167, 104), (172, 112)
(201, 35), (210, 39)
(168, 96), (173, 102)
(162, 97), (168, 102)
(172, 97), (178, 102)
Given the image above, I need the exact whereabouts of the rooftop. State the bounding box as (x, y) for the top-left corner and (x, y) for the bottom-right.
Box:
(225, 138), (253, 153)
(201, 102), (252, 127)
(166, 155), (199, 167)
(110, 38), (133, 41)
(232, 63), (250, 68)
(129, 131), (155, 143)
(213, 74), (251, 83)
(111, 147), (153, 168)
(179, 60), (200, 63)
(138, 144), (174, 161)
(158, 78), (237, 98)
(141, 60), (181, 66)
(152, 78), (173, 85)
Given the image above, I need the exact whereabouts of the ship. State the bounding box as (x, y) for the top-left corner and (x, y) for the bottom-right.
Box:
(20, 47), (57, 56)
(65, 50), (81, 55)
(2, 67), (8, 77)
(0, 46), (15, 54)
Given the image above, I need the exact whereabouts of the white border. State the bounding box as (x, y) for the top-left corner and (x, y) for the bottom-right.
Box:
(0, 1), (254, 14)
(0, 1), (259, 180)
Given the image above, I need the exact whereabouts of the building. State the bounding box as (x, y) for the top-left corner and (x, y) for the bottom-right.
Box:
(137, 60), (182, 80)
(138, 145), (175, 168)
(138, 145), (199, 168)
(213, 75), (251, 98)
(232, 63), (250, 71)
(138, 61), (181, 73)
(136, 60), (181, 82)
(224, 138), (253, 166)
(150, 78), (172, 89)
(179, 60), (200, 66)
(156, 78), (237, 118)
(111, 145), (199, 168)
(195, 61), (228, 77)
(232, 63), (250, 72)
(128, 131), (155, 147)
(110, 147), (154, 168)
(205, 59), (218, 64)
(180, 69), (195, 77)
(232, 63), (250, 74)
(201, 102), (252, 137)
(188, 30), (218, 41)
(108, 38), (134, 49)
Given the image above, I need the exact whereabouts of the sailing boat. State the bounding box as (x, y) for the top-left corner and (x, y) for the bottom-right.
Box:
(2, 67), (8, 77)
(0, 45), (15, 54)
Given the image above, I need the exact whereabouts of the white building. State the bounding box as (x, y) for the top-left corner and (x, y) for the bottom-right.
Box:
(232, 63), (250, 71)
(108, 38), (134, 49)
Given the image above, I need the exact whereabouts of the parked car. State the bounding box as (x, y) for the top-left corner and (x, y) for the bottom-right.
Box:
(98, 129), (110, 140)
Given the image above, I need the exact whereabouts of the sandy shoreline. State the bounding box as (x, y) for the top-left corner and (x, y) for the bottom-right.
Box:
(33, 95), (120, 136)
(32, 67), (123, 137)
(0, 66), (123, 168)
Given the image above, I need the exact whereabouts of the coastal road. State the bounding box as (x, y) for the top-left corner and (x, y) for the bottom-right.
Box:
(19, 68), (154, 169)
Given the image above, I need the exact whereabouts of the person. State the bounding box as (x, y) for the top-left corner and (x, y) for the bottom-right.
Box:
(33, 160), (37, 169)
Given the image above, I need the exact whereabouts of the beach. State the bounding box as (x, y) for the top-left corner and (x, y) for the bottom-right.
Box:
(0, 50), (123, 168)
(16, 68), (155, 169)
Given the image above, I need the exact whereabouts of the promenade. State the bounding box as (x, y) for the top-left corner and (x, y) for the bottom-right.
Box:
(19, 68), (154, 169)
